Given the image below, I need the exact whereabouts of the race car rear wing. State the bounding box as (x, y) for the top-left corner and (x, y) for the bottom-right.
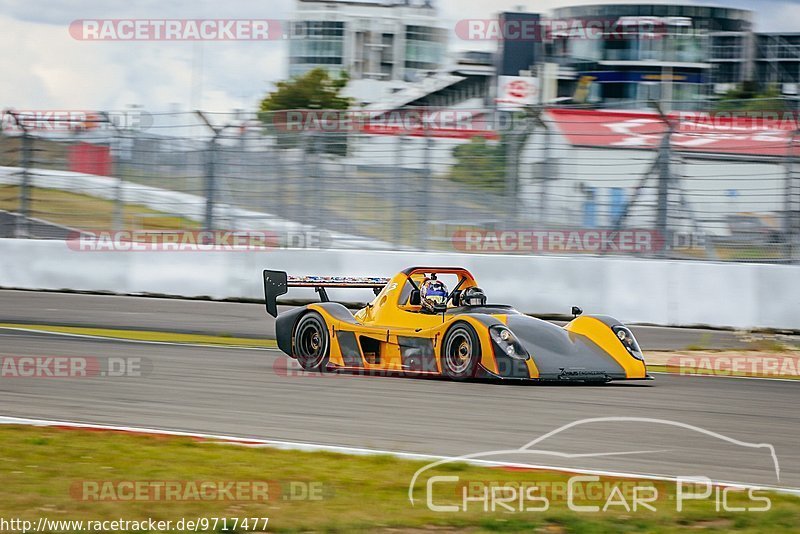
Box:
(263, 269), (390, 317)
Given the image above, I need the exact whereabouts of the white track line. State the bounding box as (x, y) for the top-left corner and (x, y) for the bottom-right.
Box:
(3, 328), (798, 381)
(1, 415), (798, 496)
(0, 326), (276, 351)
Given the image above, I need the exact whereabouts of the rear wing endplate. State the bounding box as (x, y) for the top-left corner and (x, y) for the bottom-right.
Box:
(263, 269), (389, 317)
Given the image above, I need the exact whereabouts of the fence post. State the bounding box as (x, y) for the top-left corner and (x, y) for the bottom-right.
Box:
(655, 106), (673, 257)
(530, 106), (551, 225)
(17, 128), (32, 238)
(502, 111), (518, 221)
(203, 137), (217, 232)
(7, 112), (33, 238)
(421, 121), (432, 250)
(786, 127), (800, 263)
(100, 112), (123, 232)
(313, 131), (323, 231)
(195, 111), (224, 233)
(394, 135), (404, 246)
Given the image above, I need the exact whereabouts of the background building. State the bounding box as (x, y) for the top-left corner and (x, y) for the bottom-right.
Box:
(548, 4), (754, 107)
(288, 0), (448, 104)
(754, 33), (800, 95)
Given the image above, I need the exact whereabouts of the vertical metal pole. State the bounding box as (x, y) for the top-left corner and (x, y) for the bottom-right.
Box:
(112, 131), (123, 232)
(656, 125), (672, 255)
(504, 112), (517, 205)
(394, 135), (403, 246)
(421, 124), (432, 250)
(786, 129), (799, 262)
(17, 129), (32, 238)
(313, 132), (323, 231)
(204, 136), (216, 233)
(540, 121), (551, 226)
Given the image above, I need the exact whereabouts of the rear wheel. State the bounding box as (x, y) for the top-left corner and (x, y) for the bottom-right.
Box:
(441, 322), (481, 379)
(293, 311), (329, 371)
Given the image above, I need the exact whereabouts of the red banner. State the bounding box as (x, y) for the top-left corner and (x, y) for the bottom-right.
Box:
(548, 108), (799, 157)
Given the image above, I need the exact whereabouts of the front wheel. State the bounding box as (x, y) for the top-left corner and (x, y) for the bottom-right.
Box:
(441, 322), (481, 379)
(293, 311), (330, 371)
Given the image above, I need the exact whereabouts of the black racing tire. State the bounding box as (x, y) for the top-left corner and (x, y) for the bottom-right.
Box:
(440, 322), (481, 379)
(293, 311), (330, 371)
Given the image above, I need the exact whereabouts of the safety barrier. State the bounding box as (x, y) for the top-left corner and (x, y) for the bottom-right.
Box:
(1, 238), (798, 330)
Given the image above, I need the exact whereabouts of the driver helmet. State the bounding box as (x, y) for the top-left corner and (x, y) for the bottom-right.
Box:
(420, 277), (448, 314)
(461, 286), (487, 306)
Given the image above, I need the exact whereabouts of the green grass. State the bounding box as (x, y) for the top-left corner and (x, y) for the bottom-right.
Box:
(0, 323), (276, 348)
(0, 425), (798, 532)
(0, 185), (199, 231)
(647, 364), (800, 380)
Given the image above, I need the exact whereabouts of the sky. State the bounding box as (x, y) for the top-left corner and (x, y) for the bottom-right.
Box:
(0, 0), (799, 113)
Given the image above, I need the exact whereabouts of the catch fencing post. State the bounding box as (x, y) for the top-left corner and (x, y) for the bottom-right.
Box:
(6, 112), (32, 238)
(654, 103), (674, 258)
(786, 126), (800, 263)
(421, 116), (432, 250)
(528, 105), (551, 225)
(100, 112), (123, 232)
(195, 110), (223, 233)
(394, 135), (404, 246)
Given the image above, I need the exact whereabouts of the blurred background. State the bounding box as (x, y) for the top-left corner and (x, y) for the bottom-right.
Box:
(2, 0), (800, 263)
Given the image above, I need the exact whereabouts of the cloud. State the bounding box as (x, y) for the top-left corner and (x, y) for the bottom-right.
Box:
(0, 0), (789, 112)
(0, 3), (289, 112)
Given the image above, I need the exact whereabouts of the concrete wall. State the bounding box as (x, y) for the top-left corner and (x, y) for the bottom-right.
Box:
(1, 238), (798, 330)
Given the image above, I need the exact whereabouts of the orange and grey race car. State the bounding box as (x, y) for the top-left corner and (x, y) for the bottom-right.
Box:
(263, 266), (651, 382)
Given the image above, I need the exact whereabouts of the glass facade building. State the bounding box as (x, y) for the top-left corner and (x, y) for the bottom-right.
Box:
(548, 4), (754, 107)
(288, 0), (446, 83)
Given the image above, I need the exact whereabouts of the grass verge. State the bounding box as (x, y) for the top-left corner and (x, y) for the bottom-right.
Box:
(645, 351), (800, 379)
(0, 185), (199, 230)
(1, 425), (798, 533)
(0, 323), (276, 348)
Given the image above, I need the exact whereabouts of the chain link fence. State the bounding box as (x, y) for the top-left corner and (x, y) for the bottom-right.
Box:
(1, 101), (799, 262)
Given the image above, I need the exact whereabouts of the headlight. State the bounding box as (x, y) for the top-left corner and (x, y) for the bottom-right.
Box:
(489, 325), (529, 361)
(612, 325), (644, 361)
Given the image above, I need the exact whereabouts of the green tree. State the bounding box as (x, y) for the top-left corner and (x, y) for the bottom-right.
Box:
(259, 67), (351, 153)
(715, 82), (788, 112)
(259, 67), (351, 113)
(448, 136), (506, 190)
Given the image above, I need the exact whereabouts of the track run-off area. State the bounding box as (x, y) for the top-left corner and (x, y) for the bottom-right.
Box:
(0, 290), (798, 492)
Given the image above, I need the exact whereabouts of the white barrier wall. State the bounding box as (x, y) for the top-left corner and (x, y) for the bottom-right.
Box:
(1, 238), (798, 330)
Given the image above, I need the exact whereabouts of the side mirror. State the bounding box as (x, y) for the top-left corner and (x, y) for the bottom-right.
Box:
(409, 289), (421, 306)
(571, 306), (583, 318)
(451, 290), (462, 307)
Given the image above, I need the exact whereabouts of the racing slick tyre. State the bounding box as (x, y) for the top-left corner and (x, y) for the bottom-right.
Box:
(441, 322), (481, 379)
(293, 311), (330, 371)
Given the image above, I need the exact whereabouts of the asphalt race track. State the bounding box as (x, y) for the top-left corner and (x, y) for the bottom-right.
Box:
(3, 289), (796, 350)
(0, 290), (798, 491)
